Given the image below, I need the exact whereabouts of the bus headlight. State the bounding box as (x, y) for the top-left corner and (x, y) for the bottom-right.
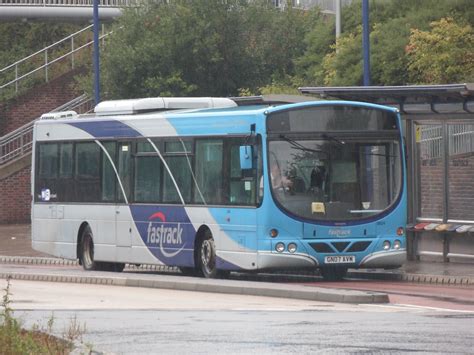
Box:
(383, 240), (391, 250)
(393, 240), (401, 250)
(275, 242), (285, 253)
(287, 243), (297, 253)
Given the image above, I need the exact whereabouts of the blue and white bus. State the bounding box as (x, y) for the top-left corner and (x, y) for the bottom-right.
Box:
(32, 96), (406, 280)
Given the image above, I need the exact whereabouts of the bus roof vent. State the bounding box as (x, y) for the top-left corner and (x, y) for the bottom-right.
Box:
(94, 97), (237, 115)
(40, 111), (78, 120)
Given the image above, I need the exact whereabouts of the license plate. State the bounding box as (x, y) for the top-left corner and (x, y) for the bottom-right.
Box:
(324, 255), (355, 264)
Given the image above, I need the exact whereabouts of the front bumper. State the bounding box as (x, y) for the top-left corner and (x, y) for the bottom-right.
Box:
(258, 251), (318, 270)
(359, 250), (406, 268)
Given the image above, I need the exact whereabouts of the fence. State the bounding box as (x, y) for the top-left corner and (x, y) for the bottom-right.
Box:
(419, 125), (474, 159)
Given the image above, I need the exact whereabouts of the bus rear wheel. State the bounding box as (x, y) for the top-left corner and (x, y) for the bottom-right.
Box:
(320, 266), (347, 281)
(81, 226), (99, 271)
(80, 227), (125, 272)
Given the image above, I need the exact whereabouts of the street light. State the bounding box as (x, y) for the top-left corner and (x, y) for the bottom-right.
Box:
(362, 0), (370, 86)
(93, 0), (100, 105)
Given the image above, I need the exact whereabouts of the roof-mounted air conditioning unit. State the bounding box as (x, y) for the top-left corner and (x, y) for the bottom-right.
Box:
(40, 111), (78, 120)
(94, 97), (237, 116)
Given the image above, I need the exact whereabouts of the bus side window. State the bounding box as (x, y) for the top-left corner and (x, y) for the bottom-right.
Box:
(229, 144), (255, 205)
(36, 143), (59, 202)
(117, 142), (132, 203)
(58, 143), (74, 202)
(134, 140), (161, 203)
(101, 142), (117, 202)
(162, 140), (192, 204)
(75, 142), (101, 202)
(194, 139), (223, 205)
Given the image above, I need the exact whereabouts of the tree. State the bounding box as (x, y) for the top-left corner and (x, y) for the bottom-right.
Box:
(100, 0), (309, 99)
(406, 17), (474, 84)
(295, 0), (473, 87)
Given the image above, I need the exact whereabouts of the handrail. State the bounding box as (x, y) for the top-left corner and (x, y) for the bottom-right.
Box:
(0, 0), (136, 6)
(0, 24), (93, 74)
(0, 25), (110, 94)
(0, 94), (93, 166)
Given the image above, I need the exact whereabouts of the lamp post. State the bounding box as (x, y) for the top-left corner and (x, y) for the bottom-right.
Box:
(362, 0), (370, 86)
(93, 0), (100, 105)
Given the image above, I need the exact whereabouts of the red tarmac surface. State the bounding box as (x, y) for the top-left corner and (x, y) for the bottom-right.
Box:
(311, 280), (474, 312)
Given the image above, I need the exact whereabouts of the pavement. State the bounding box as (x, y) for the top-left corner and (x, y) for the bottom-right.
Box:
(0, 224), (473, 304)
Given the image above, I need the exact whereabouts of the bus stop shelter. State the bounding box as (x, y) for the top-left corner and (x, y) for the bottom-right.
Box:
(299, 84), (474, 264)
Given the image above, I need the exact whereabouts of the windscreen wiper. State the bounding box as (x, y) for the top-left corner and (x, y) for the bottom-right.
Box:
(279, 134), (323, 154)
(322, 133), (345, 145)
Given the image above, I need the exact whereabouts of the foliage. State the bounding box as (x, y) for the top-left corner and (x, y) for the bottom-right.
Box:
(0, 277), (88, 354)
(99, 0), (310, 99)
(294, 11), (335, 86)
(406, 17), (474, 84)
(321, 29), (363, 86)
(2, 0), (474, 102)
(297, 0), (474, 87)
(0, 23), (84, 68)
(0, 22), (90, 102)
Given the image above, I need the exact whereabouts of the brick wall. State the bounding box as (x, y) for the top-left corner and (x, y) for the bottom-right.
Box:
(0, 68), (83, 223)
(448, 153), (474, 221)
(419, 157), (444, 218)
(419, 153), (474, 220)
(0, 165), (31, 224)
(0, 68), (83, 136)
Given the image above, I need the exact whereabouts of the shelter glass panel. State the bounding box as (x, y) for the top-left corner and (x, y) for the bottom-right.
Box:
(416, 124), (444, 219)
(447, 123), (474, 221)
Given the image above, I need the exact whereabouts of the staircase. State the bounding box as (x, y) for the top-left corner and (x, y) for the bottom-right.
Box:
(0, 25), (103, 223)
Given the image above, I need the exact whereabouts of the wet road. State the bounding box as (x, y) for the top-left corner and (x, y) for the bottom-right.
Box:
(2, 262), (474, 354)
(7, 280), (474, 354)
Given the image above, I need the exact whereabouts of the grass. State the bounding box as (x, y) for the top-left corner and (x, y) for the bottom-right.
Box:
(0, 276), (90, 354)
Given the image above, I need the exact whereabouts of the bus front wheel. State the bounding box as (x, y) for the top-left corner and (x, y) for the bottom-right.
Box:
(319, 267), (347, 281)
(197, 231), (230, 279)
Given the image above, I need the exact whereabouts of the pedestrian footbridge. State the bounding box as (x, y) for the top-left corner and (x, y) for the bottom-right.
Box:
(0, 0), (133, 20)
(0, 0), (348, 20)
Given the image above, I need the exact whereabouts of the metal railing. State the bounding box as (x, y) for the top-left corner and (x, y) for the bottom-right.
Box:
(0, 0), (135, 6)
(419, 124), (474, 160)
(0, 24), (109, 95)
(419, 125), (443, 160)
(449, 124), (474, 157)
(1, 0), (350, 10)
(0, 95), (93, 166)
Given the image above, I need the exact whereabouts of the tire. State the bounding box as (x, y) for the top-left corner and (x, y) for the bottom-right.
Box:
(198, 231), (220, 279)
(81, 226), (100, 271)
(320, 266), (347, 281)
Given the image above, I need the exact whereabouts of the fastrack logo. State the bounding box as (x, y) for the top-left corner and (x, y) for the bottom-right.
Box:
(328, 229), (351, 237)
(146, 212), (185, 257)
